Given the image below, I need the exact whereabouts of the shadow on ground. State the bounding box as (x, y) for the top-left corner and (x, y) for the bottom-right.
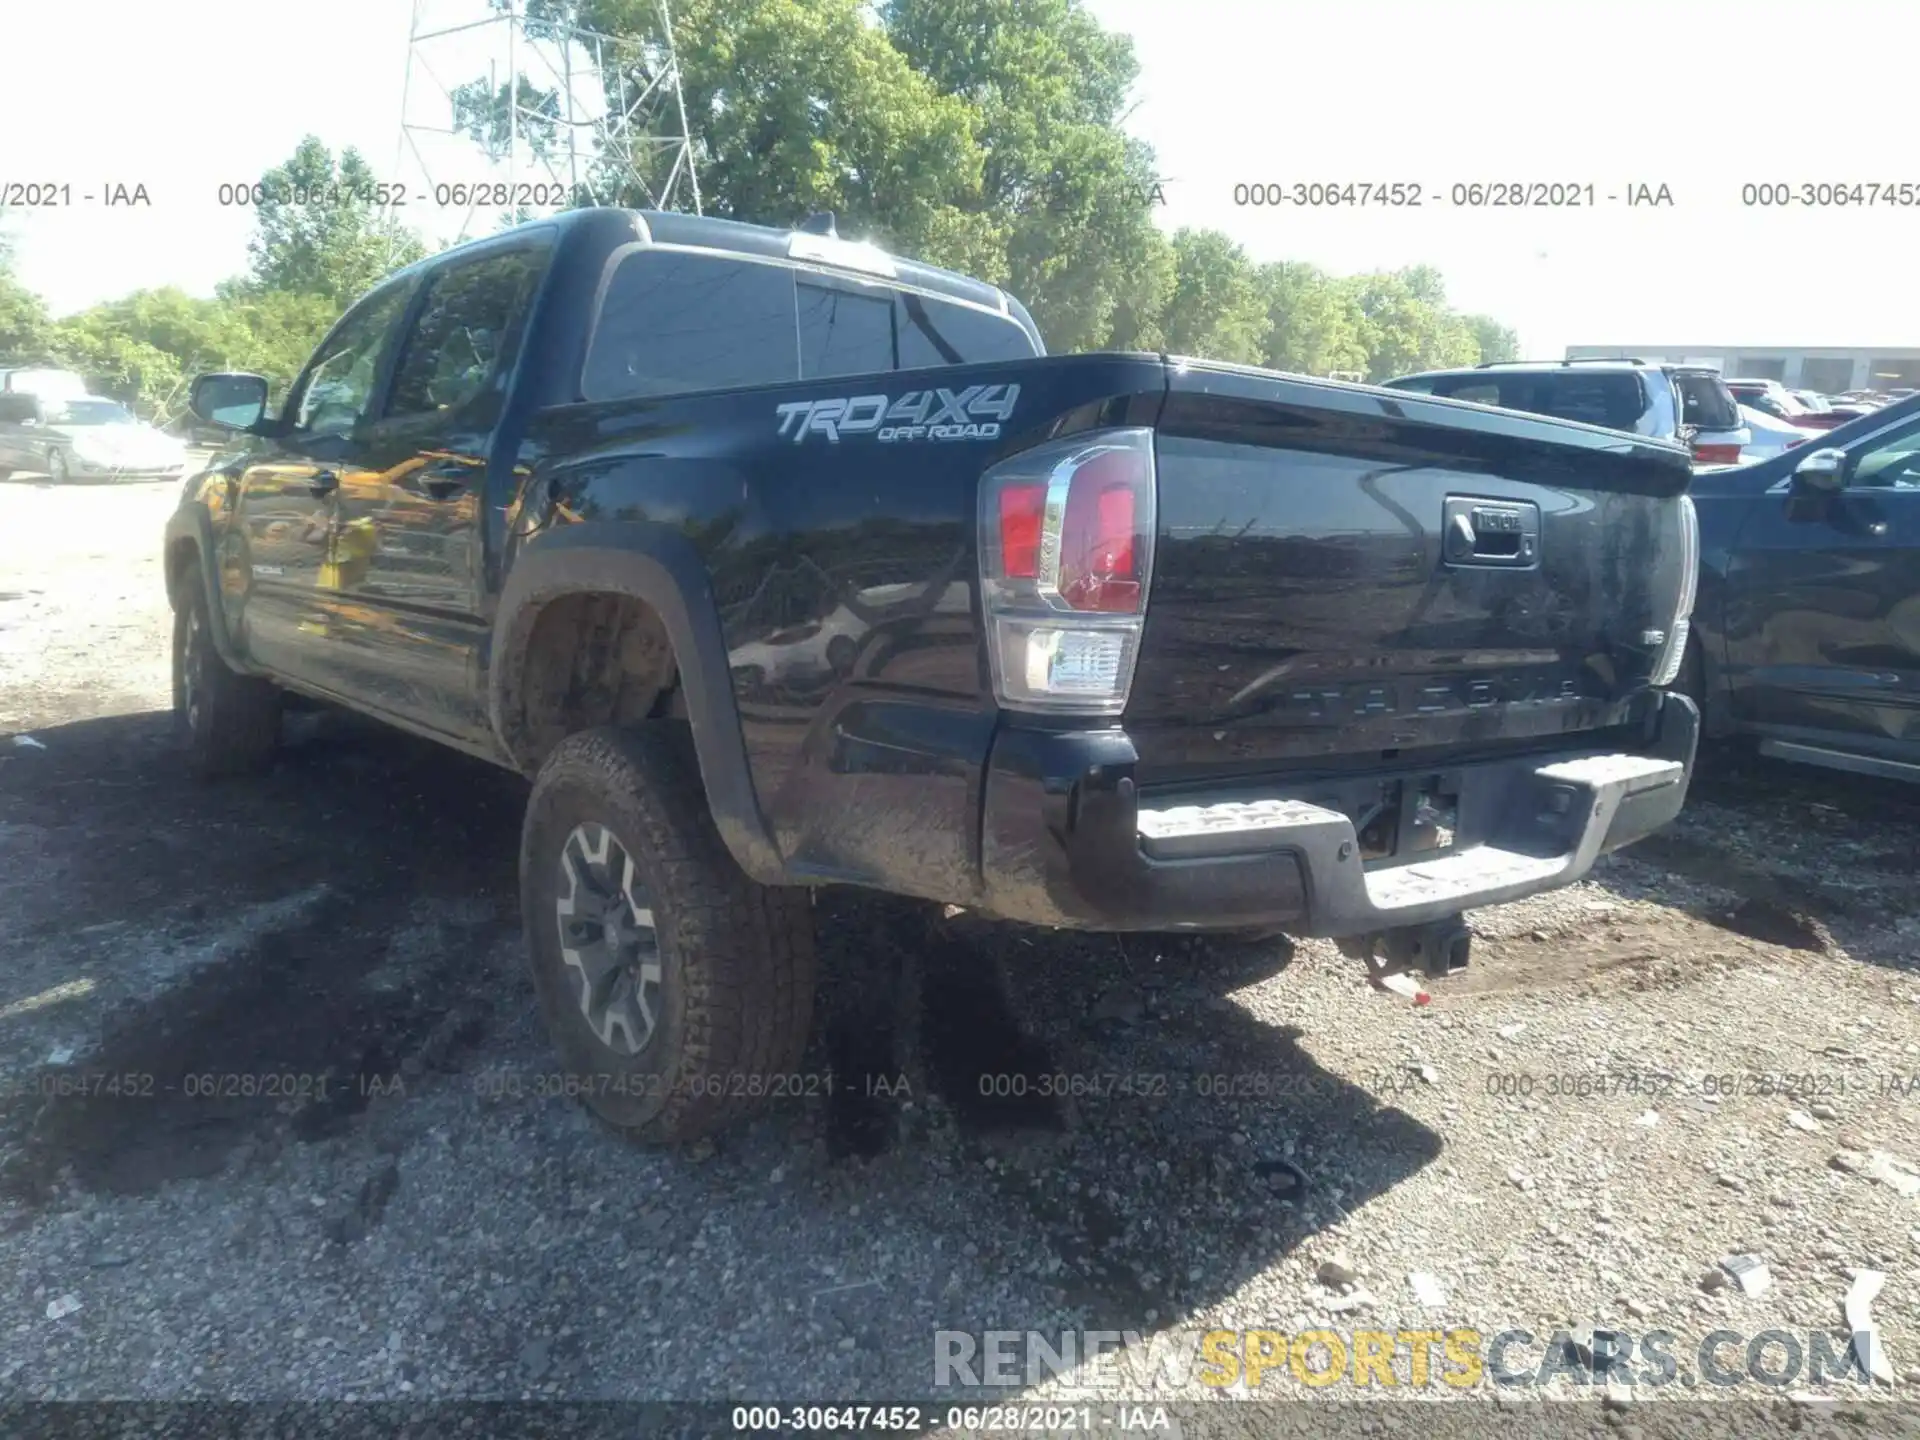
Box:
(0, 705), (1443, 1386)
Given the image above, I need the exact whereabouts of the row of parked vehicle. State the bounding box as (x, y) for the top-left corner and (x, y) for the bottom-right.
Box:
(1380, 357), (1908, 469)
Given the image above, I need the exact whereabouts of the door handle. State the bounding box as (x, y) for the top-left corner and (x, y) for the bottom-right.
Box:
(418, 465), (472, 500)
(308, 469), (339, 497)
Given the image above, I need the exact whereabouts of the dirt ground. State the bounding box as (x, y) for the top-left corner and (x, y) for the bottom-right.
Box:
(2, 473), (1918, 1433)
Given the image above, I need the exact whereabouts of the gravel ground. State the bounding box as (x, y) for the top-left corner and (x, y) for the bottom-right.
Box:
(2, 472), (1919, 1433)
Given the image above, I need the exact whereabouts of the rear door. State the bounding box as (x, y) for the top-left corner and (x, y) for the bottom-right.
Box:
(1722, 413), (1920, 760)
(328, 236), (552, 740)
(227, 280), (416, 688)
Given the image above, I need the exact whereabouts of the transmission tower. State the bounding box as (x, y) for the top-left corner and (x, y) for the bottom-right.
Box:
(394, 0), (701, 245)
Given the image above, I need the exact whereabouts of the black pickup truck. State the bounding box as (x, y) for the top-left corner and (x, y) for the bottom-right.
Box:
(167, 206), (1700, 1144)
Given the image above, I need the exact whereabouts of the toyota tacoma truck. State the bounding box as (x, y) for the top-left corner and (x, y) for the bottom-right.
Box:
(166, 206), (1701, 1144)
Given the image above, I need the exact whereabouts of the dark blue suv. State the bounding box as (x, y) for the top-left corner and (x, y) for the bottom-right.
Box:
(1687, 395), (1920, 781)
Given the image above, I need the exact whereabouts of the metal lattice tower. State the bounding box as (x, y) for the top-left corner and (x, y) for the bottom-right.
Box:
(394, 0), (701, 244)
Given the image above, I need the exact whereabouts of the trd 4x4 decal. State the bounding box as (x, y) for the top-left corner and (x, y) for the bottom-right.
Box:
(775, 384), (1020, 444)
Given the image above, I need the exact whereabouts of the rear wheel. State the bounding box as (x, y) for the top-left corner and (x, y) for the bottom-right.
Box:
(520, 724), (817, 1145)
(46, 450), (68, 483)
(172, 581), (282, 778)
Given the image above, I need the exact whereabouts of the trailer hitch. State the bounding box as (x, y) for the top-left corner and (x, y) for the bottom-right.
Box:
(1341, 914), (1473, 994)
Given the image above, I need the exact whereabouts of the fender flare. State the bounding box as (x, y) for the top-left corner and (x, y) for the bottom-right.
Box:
(162, 505), (250, 674)
(489, 523), (785, 885)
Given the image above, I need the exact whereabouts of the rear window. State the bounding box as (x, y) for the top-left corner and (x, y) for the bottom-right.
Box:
(1425, 371), (1650, 431)
(797, 282), (896, 379)
(899, 292), (1037, 369)
(584, 251), (796, 400)
(1672, 373), (1741, 430)
(584, 248), (1037, 402)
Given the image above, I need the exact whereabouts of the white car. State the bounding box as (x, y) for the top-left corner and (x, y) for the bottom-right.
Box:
(0, 392), (191, 481)
(1736, 403), (1822, 463)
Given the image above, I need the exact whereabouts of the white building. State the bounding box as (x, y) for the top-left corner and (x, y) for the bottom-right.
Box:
(1563, 345), (1920, 394)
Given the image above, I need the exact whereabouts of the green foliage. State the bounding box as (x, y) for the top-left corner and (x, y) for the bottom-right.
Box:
(242, 137), (429, 308)
(1256, 262), (1366, 377)
(0, 11), (1520, 415)
(578, 0), (985, 263)
(1161, 229), (1267, 365)
(0, 269), (55, 364)
(1, 139), (414, 417)
(0, 209), (55, 363)
(1465, 313), (1521, 365)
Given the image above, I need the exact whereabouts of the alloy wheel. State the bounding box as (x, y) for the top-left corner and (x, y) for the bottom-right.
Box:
(554, 821), (663, 1056)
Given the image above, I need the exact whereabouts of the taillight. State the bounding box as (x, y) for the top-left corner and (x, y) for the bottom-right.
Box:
(1692, 442), (1742, 465)
(997, 483), (1045, 578)
(979, 428), (1156, 714)
(1651, 495), (1698, 688)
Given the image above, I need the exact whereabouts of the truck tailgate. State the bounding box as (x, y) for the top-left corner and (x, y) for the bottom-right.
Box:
(1127, 362), (1695, 780)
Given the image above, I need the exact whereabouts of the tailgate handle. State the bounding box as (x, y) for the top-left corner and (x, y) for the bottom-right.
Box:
(1442, 496), (1539, 569)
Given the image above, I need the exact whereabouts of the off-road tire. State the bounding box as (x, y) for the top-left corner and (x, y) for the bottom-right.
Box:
(520, 723), (817, 1146)
(172, 580), (282, 779)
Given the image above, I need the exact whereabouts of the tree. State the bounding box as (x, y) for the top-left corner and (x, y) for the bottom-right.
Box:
(1466, 314), (1520, 365)
(1159, 229), (1266, 365)
(883, 0), (1171, 351)
(243, 138), (429, 307)
(1257, 261), (1367, 377)
(0, 209), (55, 363)
(574, 0), (988, 263)
(0, 271), (53, 364)
(1345, 269), (1482, 381)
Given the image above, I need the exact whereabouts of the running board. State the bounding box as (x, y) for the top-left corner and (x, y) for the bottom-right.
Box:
(1759, 739), (1920, 784)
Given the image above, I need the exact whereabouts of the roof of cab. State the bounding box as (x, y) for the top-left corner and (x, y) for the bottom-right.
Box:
(402, 205), (1016, 316)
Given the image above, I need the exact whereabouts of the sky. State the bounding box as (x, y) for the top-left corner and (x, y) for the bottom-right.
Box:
(3, 0), (1918, 356)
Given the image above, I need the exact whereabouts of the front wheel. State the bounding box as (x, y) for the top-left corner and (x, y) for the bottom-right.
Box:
(172, 581), (282, 778)
(520, 724), (817, 1146)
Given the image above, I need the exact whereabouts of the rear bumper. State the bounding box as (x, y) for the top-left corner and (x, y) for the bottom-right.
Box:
(977, 690), (1699, 935)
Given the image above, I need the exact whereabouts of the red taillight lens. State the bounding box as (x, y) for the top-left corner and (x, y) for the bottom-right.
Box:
(1693, 442), (1741, 465)
(977, 428), (1157, 714)
(1057, 451), (1142, 612)
(998, 482), (1045, 579)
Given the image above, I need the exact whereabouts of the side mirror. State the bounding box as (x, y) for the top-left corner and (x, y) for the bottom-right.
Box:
(1791, 446), (1848, 494)
(190, 372), (270, 431)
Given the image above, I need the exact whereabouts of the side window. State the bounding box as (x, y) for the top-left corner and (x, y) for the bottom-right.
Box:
(897, 293), (1036, 369)
(291, 284), (413, 438)
(385, 245), (551, 418)
(1430, 378), (1502, 406)
(583, 250), (797, 401)
(1850, 419), (1920, 490)
(797, 281), (895, 379)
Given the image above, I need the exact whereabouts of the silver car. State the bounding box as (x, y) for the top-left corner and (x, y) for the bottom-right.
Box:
(0, 392), (191, 481)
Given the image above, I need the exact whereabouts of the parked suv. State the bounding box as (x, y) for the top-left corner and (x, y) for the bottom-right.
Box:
(1383, 359), (1750, 464)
